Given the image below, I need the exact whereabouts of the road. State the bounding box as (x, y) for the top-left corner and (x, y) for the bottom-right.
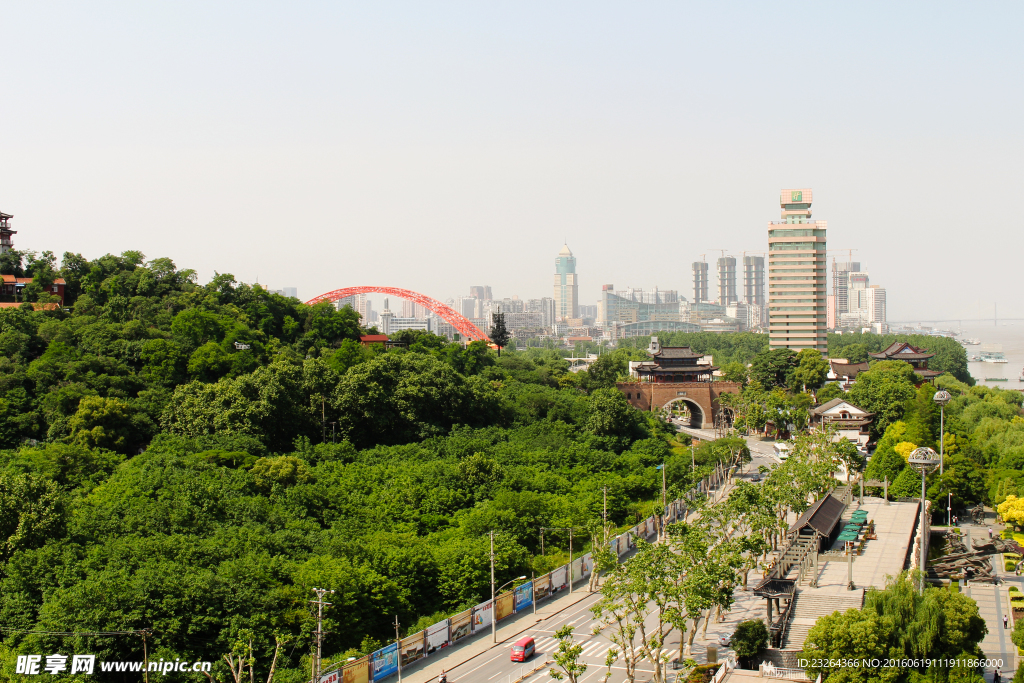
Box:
(442, 591), (664, 683)
(673, 424), (780, 482)
(436, 428), (779, 683)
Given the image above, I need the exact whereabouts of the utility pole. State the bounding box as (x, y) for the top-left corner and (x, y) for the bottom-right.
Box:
(662, 463), (667, 534)
(569, 528), (573, 593)
(310, 587), (335, 683)
(603, 487), (608, 542)
(490, 530), (497, 643)
(140, 630), (151, 683)
(395, 616), (402, 683)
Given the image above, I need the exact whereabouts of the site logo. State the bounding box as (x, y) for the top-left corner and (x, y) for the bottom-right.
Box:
(16, 654), (213, 675)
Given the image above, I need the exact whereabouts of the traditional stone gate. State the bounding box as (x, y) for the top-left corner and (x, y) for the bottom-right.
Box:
(616, 381), (741, 429)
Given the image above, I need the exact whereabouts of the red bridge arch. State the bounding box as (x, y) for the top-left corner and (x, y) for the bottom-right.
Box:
(306, 287), (491, 342)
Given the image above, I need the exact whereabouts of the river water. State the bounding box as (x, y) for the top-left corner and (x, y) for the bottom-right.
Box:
(948, 322), (1024, 389)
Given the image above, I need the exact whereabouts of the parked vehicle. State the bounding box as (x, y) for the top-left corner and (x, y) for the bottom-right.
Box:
(511, 637), (535, 662)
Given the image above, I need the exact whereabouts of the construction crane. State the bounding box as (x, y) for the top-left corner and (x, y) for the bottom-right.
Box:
(826, 248), (859, 263)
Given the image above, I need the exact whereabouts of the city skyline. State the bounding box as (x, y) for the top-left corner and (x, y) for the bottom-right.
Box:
(1, 4), (1022, 321)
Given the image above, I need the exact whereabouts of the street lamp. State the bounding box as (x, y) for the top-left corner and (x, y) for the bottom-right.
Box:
(933, 390), (951, 475)
(489, 529), (526, 643)
(909, 446), (941, 593)
(490, 573), (526, 643)
(656, 464), (666, 539)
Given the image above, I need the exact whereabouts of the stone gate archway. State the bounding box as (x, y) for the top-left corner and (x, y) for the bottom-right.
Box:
(662, 397), (704, 429)
(617, 381), (741, 429)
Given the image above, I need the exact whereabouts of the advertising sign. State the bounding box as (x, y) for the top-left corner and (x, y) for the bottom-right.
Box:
(514, 581), (533, 612)
(400, 632), (425, 667)
(319, 669), (340, 683)
(342, 657), (369, 683)
(551, 565), (568, 592)
(533, 573), (552, 602)
(580, 553), (592, 578)
(371, 644), (398, 681)
(495, 591), (514, 621)
(472, 599), (493, 632)
(450, 610), (472, 643)
(571, 556), (582, 581)
(426, 620), (449, 655)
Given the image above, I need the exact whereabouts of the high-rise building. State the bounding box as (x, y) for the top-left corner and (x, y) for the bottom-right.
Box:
(401, 300), (428, 319)
(717, 257), (737, 306)
(831, 260), (860, 315)
(865, 286), (887, 329)
(336, 293), (375, 324)
(768, 189), (827, 352)
(0, 211), (15, 253)
(469, 286), (493, 301)
(379, 299), (394, 334)
(456, 296), (480, 319)
(692, 261), (709, 304)
(743, 255), (766, 328)
(553, 244), (578, 320)
(526, 297), (556, 328)
(742, 256), (765, 306)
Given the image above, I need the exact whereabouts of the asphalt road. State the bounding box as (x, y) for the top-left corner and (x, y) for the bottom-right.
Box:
(442, 591), (663, 683)
(444, 428), (778, 683)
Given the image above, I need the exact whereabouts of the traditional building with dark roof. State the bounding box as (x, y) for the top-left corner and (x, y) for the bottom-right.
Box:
(810, 398), (873, 449)
(628, 337), (717, 383)
(869, 341), (942, 380)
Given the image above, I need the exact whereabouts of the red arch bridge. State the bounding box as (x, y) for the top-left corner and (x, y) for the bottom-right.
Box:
(306, 286), (491, 342)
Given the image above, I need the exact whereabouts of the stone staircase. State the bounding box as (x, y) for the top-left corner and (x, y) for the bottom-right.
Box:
(776, 537), (816, 580)
(781, 590), (865, 650)
(833, 485), (852, 505)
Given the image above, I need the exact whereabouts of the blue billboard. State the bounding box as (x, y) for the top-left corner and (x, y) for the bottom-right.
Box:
(514, 581), (533, 612)
(371, 643), (398, 680)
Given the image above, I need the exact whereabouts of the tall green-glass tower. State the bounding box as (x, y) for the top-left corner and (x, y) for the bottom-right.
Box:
(553, 244), (578, 321)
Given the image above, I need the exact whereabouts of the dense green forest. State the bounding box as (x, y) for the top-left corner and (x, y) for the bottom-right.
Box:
(0, 248), (993, 681)
(0, 250), (714, 681)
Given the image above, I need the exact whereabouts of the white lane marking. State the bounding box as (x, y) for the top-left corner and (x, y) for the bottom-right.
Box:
(487, 671), (506, 680)
(456, 650), (509, 677)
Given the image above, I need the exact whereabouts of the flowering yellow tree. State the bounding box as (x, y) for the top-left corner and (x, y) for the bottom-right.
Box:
(894, 441), (918, 462)
(998, 495), (1024, 529)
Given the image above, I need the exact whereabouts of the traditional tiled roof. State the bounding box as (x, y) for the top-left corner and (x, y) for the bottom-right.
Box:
(811, 398), (873, 417)
(829, 360), (870, 379)
(788, 494), (845, 537)
(869, 341), (934, 361)
(0, 276), (67, 285)
(651, 346), (703, 359)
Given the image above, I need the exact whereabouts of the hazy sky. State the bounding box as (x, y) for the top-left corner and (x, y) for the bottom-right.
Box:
(2, 2), (1022, 322)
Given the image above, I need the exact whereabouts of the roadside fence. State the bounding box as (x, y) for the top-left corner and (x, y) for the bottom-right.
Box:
(325, 474), (722, 683)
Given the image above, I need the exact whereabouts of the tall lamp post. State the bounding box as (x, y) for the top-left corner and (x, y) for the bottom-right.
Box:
(909, 447), (941, 593)
(490, 574), (526, 643)
(933, 390), (951, 476)
(656, 464), (666, 539)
